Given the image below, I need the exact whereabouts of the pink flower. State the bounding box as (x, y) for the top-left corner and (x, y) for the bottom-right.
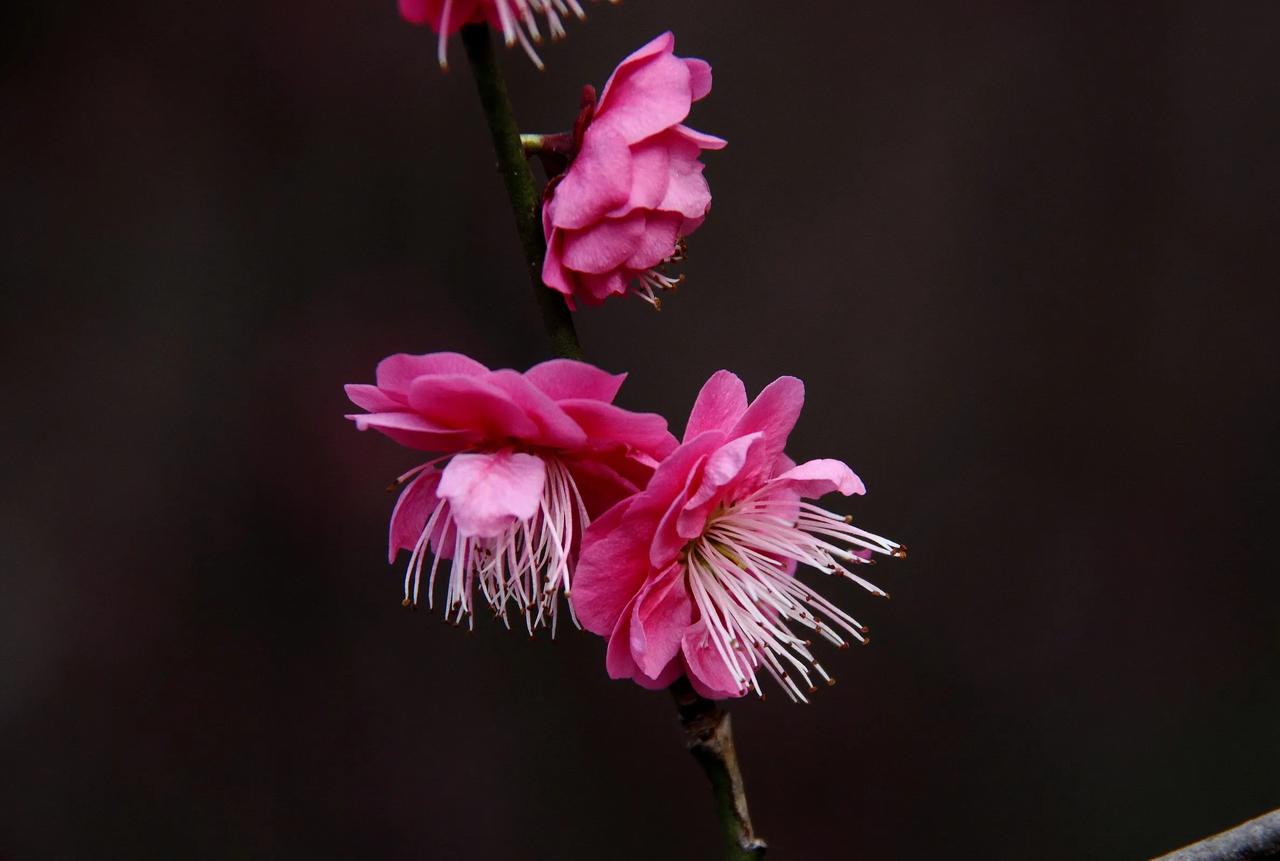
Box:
(541, 32), (726, 309)
(573, 372), (905, 701)
(346, 352), (676, 633)
(399, 0), (612, 70)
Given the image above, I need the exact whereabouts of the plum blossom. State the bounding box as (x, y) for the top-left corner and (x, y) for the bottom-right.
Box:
(542, 32), (725, 309)
(346, 352), (675, 634)
(399, 0), (615, 70)
(573, 371), (905, 701)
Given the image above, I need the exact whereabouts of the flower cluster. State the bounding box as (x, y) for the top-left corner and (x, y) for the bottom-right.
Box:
(351, 24), (903, 701)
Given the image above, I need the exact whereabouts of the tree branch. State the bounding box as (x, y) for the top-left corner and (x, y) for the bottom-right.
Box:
(671, 677), (767, 859)
(459, 23), (582, 360)
(1153, 808), (1280, 861)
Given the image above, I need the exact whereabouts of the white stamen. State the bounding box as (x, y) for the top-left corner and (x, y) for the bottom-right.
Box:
(684, 486), (901, 698)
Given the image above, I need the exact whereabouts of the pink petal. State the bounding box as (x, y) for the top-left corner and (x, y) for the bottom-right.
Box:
(769, 458), (866, 499)
(653, 449), (711, 567)
(579, 269), (629, 303)
(658, 136), (712, 220)
(541, 226), (576, 298)
(684, 370), (748, 441)
(629, 562), (693, 678)
(729, 375), (805, 466)
(485, 369), (588, 449)
(573, 496), (652, 635)
(598, 32), (676, 107)
(346, 411), (476, 452)
(560, 213), (646, 274)
(596, 38), (694, 144)
(685, 58), (713, 101)
(387, 468), (443, 563)
(565, 457), (643, 519)
(624, 212), (682, 271)
(548, 123), (633, 231)
(682, 621), (746, 699)
(678, 433), (762, 537)
(406, 374), (539, 441)
(437, 450), (546, 539)
(610, 138), (671, 215)
(673, 124), (727, 151)
(558, 399), (677, 459)
(375, 352), (489, 397)
(344, 383), (404, 412)
(524, 359), (625, 403)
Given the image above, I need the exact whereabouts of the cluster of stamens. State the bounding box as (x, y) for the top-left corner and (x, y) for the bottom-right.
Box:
(633, 238), (688, 310)
(436, 0), (607, 70)
(683, 486), (905, 702)
(401, 456), (586, 637)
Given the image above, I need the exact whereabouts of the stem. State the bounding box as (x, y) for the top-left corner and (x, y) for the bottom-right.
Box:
(1153, 808), (1280, 861)
(459, 23), (582, 360)
(671, 677), (767, 859)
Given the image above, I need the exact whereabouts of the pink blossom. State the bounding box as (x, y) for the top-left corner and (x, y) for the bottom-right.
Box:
(541, 32), (726, 309)
(399, 0), (612, 70)
(346, 352), (676, 633)
(573, 372), (905, 701)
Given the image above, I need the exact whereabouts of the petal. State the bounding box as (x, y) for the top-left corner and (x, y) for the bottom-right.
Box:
(598, 32), (676, 106)
(347, 411), (475, 452)
(658, 136), (713, 220)
(685, 58), (713, 101)
(578, 269), (629, 303)
(624, 213), (682, 271)
(558, 399), (677, 460)
(485, 369), (588, 449)
(573, 496), (652, 635)
(682, 621), (746, 699)
(730, 376), (805, 466)
(673, 124), (727, 151)
(436, 450), (546, 539)
(595, 37), (694, 144)
(609, 138), (671, 216)
(375, 352), (488, 397)
(630, 562), (693, 679)
(560, 214), (646, 274)
(548, 123), (633, 231)
(684, 370), (748, 441)
(407, 374), (539, 441)
(769, 458), (865, 499)
(344, 383), (404, 412)
(678, 433), (763, 538)
(388, 468), (443, 563)
(541, 226), (576, 298)
(524, 359), (626, 403)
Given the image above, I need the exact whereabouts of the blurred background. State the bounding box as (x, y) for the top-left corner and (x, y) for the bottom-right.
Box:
(2, 1), (1278, 858)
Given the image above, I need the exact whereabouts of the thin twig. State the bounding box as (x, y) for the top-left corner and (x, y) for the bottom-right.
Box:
(671, 677), (767, 859)
(459, 23), (582, 360)
(1153, 808), (1280, 861)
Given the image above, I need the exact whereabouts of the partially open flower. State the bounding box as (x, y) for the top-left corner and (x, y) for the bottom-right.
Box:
(573, 371), (904, 701)
(399, 0), (615, 70)
(346, 352), (675, 634)
(542, 32), (725, 309)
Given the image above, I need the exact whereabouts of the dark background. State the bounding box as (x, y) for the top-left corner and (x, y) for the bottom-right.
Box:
(2, 1), (1278, 858)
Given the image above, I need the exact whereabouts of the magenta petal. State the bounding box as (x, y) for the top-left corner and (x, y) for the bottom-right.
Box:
(524, 359), (626, 403)
(685, 58), (713, 101)
(486, 370), (588, 449)
(437, 450), (545, 539)
(375, 352), (489, 397)
(629, 562), (692, 678)
(548, 123), (633, 231)
(579, 269), (629, 303)
(678, 433), (762, 537)
(407, 374), (539, 441)
(558, 399), (676, 459)
(682, 621), (746, 699)
(684, 370), (748, 441)
(633, 657), (684, 690)
(347, 411), (475, 451)
(605, 602), (643, 680)
(770, 458), (866, 499)
(730, 375), (805, 463)
(387, 468), (442, 563)
(560, 213), (647, 274)
(574, 496), (652, 635)
(624, 213), (682, 271)
(542, 226), (576, 298)
(344, 383), (404, 412)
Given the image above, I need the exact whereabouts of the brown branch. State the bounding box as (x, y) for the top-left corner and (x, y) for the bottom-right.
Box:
(671, 677), (767, 859)
(1153, 808), (1280, 861)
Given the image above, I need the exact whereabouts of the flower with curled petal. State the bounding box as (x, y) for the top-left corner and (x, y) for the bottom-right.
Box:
(346, 352), (675, 634)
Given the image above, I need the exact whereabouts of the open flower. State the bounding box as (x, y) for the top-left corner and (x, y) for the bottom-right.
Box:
(542, 32), (725, 309)
(399, 0), (614, 70)
(573, 371), (905, 701)
(346, 352), (675, 634)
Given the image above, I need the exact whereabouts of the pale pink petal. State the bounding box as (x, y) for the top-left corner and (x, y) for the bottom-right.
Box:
(629, 562), (693, 678)
(346, 411), (476, 452)
(769, 458), (866, 499)
(375, 352), (489, 397)
(560, 213), (646, 274)
(682, 621), (746, 699)
(344, 383), (404, 412)
(624, 213), (682, 271)
(387, 468), (443, 563)
(407, 374), (539, 441)
(685, 58), (713, 101)
(486, 369), (588, 449)
(547, 123), (633, 231)
(524, 359), (626, 403)
(684, 370), (748, 441)
(437, 450), (546, 539)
